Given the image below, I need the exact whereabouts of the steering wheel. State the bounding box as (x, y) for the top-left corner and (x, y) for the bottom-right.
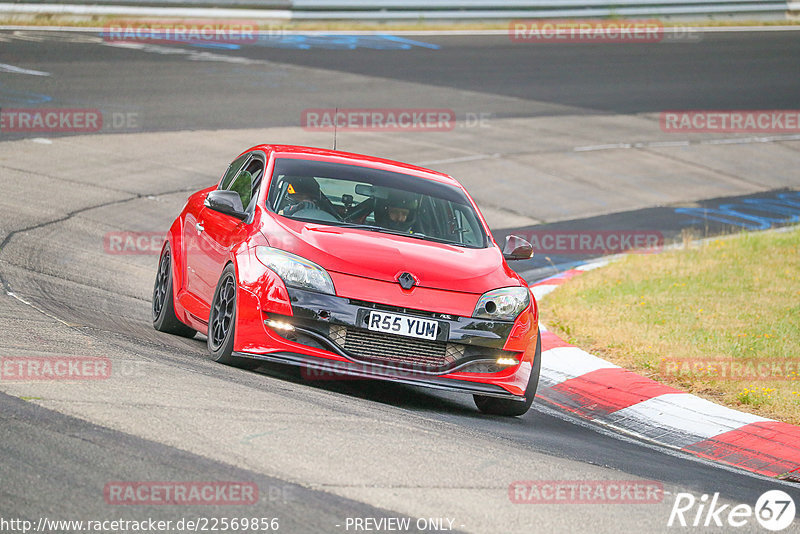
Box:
(343, 198), (375, 223)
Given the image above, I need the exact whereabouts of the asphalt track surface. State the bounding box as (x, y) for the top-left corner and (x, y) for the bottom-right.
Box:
(1, 30), (799, 132)
(1, 29), (799, 533)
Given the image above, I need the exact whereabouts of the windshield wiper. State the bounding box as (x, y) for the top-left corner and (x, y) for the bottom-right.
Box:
(335, 223), (470, 246)
(335, 223), (416, 237)
(335, 223), (385, 231)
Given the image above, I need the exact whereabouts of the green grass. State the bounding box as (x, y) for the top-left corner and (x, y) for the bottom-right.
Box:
(541, 226), (800, 424)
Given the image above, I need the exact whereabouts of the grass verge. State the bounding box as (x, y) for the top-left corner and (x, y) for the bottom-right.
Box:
(540, 226), (800, 425)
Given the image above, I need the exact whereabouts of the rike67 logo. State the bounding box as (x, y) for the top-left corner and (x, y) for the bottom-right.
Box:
(668, 490), (796, 531)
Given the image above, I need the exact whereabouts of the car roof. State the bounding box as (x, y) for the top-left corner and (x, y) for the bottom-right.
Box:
(246, 144), (461, 187)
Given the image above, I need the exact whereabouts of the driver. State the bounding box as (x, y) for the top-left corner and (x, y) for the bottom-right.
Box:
(282, 176), (322, 217)
(375, 190), (419, 232)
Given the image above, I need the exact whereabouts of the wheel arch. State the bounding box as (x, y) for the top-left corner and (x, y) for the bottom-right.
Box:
(228, 251), (263, 353)
(163, 218), (185, 295)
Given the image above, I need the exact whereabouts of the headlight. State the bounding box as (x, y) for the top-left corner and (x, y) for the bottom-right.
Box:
(255, 247), (335, 295)
(472, 287), (530, 321)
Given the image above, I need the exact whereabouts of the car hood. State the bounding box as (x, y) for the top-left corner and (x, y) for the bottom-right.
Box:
(261, 216), (522, 294)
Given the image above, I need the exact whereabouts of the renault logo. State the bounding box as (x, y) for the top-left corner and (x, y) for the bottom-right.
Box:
(397, 272), (416, 290)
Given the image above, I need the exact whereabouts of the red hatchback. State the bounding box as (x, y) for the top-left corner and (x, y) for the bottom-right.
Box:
(153, 145), (540, 416)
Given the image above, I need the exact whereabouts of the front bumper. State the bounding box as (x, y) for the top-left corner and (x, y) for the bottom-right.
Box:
(236, 286), (537, 400)
(233, 350), (522, 400)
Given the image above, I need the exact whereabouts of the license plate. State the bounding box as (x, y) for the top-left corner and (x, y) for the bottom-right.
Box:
(367, 310), (439, 341)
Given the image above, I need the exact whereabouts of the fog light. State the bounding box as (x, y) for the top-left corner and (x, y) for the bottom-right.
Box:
(266, 320), (295, 331)
(496, 357), (518, 366)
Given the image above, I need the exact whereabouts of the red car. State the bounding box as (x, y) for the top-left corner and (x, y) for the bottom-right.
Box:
(152, 145), (540, 416)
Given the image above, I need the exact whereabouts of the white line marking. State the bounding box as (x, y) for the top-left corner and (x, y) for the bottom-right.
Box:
(701, 134), (800, 145)
(0, 62), (50, 76)
(574, 133), (800, 152)
(607, 393), (771, 448)
(647, 140), (691, 148)
(103, 41), (262, 65)
(574, 143), (631, 152)
(4, 290), (73, 327)
(418, 154), (494, 166)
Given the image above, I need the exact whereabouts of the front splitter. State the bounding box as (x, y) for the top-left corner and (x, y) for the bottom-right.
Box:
(233, 350), (525, 401)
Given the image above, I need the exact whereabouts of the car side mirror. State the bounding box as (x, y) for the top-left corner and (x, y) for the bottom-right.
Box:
(502, 234), (534, 260)
(205, 190), (248, 221)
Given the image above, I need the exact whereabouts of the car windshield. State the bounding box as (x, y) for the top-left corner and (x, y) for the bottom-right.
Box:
(267, 158), (488, 248)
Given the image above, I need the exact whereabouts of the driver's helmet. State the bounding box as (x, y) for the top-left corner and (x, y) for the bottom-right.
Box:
(282, 176), (322, 217)
(375, 189), (419, 232)
(285, 176), (321, 202)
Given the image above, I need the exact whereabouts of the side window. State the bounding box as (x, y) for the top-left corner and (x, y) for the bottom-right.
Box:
(219, 153), (250, 190)
(224, 156), (265, 213)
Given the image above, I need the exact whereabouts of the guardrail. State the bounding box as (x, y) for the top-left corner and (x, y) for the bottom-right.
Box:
(295, 2), (790, 19)
(1, 0), (792, 19)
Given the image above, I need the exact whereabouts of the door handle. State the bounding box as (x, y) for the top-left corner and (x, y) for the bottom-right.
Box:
(195, 223), (204, 233)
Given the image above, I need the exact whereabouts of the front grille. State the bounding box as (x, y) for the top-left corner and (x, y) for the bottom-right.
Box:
(329, 325), (465, 371)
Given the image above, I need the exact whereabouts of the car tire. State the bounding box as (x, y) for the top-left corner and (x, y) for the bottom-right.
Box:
(152, 245), (197, 338)
(473, 328), (541, 417)
(207, 263), (260, 370)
